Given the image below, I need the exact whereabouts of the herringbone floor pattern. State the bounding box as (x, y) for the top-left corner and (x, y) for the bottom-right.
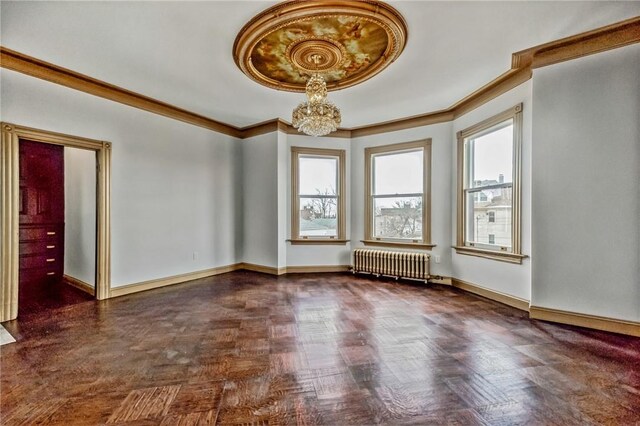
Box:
(1, 271), (639, 425)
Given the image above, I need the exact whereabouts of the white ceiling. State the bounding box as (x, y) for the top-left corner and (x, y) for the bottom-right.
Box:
(1, 1), (638, 128)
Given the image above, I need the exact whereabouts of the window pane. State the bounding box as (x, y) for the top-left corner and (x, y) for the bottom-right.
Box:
(465, 187), (512, 248)
(299, 156), (337, 196)
(468, 121), (513, 188)
(299, 197), (337, 237)
(373, 196), (422, 240)
(373, 150), (423, 195)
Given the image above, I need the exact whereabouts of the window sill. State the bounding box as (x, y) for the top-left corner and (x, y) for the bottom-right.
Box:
(453, 246), (527, 264)
(288, 239), (350, 245)
(361, 240), (436, 250)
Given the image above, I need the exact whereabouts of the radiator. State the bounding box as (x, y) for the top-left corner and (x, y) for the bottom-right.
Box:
(352, 249), (430, 282)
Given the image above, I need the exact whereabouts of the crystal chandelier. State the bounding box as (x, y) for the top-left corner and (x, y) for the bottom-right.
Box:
(292, 60), (341, 137)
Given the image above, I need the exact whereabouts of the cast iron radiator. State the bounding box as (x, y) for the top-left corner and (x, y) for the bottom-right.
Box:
(352, 249), (430, 282)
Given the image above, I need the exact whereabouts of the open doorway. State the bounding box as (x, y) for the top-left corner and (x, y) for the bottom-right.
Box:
(0, 123), (111, 322)
(17, 140), (97, 315)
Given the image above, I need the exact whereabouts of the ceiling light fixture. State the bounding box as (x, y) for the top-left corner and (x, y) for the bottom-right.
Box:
(291, 55), (341, 137)
(233, 0), (407, 137)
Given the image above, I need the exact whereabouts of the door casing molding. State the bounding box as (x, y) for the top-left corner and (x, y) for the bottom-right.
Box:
(0, 122), (111, 321)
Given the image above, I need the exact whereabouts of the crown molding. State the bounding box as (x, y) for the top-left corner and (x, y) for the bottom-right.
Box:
(0, 47), (244, 138)
(348, 110), (453, 138)
(512, 15), (640, 69)
(1, 17), (637, 139)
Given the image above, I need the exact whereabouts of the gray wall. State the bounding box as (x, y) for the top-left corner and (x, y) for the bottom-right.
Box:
(531, 44), (640, 321)
(241, 132), (279, 268)
(64, 147), (97, 286)
(451, 82), (533, 300)
(1, 69), (243, 287)
(351, 122), (454, 279)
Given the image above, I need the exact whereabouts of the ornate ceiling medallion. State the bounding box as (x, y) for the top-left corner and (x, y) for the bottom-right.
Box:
(286, 37), (347, 75)
(233, 0), (408, 93)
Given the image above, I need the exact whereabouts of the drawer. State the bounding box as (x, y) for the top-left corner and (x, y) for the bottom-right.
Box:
(20, 267), (60, 284)
(19, 254), (61, 269)
(19, 226), (62, 242)
(19, 241), (61, 256)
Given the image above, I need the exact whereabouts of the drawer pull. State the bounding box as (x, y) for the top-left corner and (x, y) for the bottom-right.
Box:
(47, 231), (56, 235)
(46, 258), (55, 262)
(47, 272), (55, 276)
(47, 245), (55, 249)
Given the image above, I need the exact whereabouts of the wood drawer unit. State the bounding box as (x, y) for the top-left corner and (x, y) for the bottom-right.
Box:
(19, 223), (64, 282)
(19, 140), (65, 287)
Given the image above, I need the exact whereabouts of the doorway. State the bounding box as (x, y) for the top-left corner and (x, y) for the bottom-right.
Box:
(18, 140), (97, 315)
(1, 123), (111, 322)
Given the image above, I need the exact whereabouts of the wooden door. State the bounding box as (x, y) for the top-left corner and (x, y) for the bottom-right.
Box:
(19, 140), (65, 286)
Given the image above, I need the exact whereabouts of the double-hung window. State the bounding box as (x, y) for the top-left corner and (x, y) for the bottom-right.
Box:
(364, 140), (432, 248)
(455, 104), (525, 263)
(291, 147), (346, 243)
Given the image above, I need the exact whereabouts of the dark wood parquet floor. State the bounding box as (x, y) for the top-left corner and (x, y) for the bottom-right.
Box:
(1, 271), (639, 425)
(17, 277), (94, 318)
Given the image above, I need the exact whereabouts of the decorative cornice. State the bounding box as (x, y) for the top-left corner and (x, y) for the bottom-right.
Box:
(349, 110), (453, 138)
(1, 16), (638, 139)
(511, 15), (640, 69)
(0, 47), (244, 138)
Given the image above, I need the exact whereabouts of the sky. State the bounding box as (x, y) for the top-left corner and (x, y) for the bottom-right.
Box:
(374, 150), (423, 195)
(471, 123), (513, 183)
(299, 156), (337, 195)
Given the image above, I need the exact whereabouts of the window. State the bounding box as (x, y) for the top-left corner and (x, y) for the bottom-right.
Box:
(291, 147), (346, 243)
(364, 140), (432, 248)
(455, 104), (525, 263)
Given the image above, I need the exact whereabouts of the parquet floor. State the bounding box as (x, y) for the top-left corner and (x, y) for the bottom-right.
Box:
(17, 277), (94, 318)
(1, 271), (639, 425)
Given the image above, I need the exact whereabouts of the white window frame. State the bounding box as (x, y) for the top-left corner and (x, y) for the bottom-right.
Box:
(363, 139), (433, 249)
(290, 147), (346, 245)
(455, 104), (525, 264)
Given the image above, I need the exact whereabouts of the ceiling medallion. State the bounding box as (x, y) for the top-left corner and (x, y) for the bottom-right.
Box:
(286, 37), (347, 75)
(233, 0), (408, 137)
(233, 0), (408, 93)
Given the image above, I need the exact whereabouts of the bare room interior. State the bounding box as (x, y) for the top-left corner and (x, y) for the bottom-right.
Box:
(1, 1), (639, 424)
